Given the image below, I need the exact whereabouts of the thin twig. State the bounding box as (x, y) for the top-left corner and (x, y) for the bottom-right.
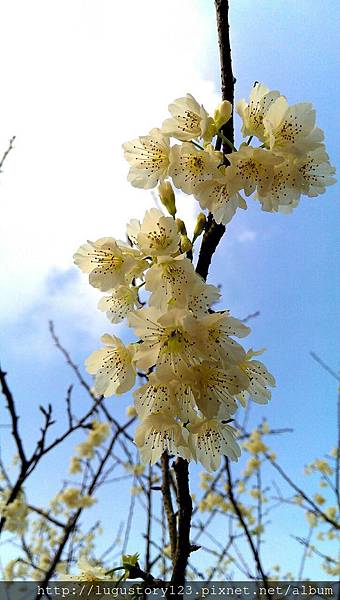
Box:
(0, 136), (16, 172)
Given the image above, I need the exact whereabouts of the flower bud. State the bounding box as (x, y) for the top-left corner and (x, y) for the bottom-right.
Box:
(158, 180), (176, 217)
(176, 218), (187, 235)
(213, 100), (232, 130)
(193, 212), (206, 241)
(126, 405), (137, 417)
(180, 234), (192, 253)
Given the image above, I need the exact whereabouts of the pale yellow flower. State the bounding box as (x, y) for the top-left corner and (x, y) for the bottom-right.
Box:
(194, 174), (247, 225)
(237, 349), (275, 406)
(227, 145), (282, 197)
(169, 143), (221, 194)
(145, 254), (198, 310)
(59, 488), (96, 509)
(133, 370), (178, 419)
(136, 208), (180, 257)
(185, 361), (249, 419)
(128, 307), (204, 372)
(236, 83), (280, 141)
(161, 93), (212, 142)
(263, 97), (324, 156)
(123, 128), (170, 189)
(188, 418), (241, 471)
(74, 238), (140, 291)
(135, 414), (190, 464)
(69, 456), (82, 474)
(256, 157), (300, 212)
(198, 310), (250, 365)
(58, 556), (112, 581)
(85, 334), (136, 397)
(98, 285), (141, 323)
(295, 147), (336, 197)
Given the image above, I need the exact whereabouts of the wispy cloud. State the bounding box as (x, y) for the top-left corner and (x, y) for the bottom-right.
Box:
(0, 0), (219, 334)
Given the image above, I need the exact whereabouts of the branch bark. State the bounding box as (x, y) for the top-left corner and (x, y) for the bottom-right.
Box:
(196, 0), (234, 281)
(169, 2), (235, 591)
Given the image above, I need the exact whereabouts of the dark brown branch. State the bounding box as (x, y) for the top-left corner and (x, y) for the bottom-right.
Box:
(40, 419), (133, 587)
(168, 458), (193, 593)
(161, 451), (177, 562)
(0, 366), (27, 467)
(196, 0), (235, 281)
(0, 136), (16, 172)
(145, 464), (153, 571)
(266, 454), (339, 529)
(225, 458), (268, 586)
(169, 5), (235, 589)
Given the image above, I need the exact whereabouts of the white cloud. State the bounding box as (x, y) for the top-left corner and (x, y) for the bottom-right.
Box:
(236, 229), (257, 243)
(0, 0), (219, 328)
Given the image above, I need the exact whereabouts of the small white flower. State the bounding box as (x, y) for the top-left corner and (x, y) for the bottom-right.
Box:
(169, 143), (221, 195)
(98, 285), (140, 323)
(295, 147), (336, 197)
(236, 83), (281, 141)
(188, 419), (241, 471)
(128, 307), (203, 372)
(186, 281), (221, 315)
(237, 350), (276, 406)
(135, 414), (190, 464)
(227, 145), (283, 197)
(161, 93), (212, 142)
(187, 361), (249, 419)
(137, 208), (180, 257)
(195, 175), (247, 225)
(74, 238), (140, 291)
(256, 157), (300, 212)
(85, 334), (136, 397)
(134, 370), (178, 419)
(198, 311), (250, 365)
(123, 128), (170, 189)
(263, 97), (324, 156)
(145, 254), (198, 310)
(59, 556), (112, 581)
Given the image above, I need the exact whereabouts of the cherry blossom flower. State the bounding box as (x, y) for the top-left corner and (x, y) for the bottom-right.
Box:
(74, 238), (141, 291)
(135, 414), (190, 464)
(227, 145), (283, 197)
(236, 83), (280, 141)
(128, 307), (203, 372)
(195, 175), (247, 224)
(136, 208), (180, 257)
(145, 254), (198, 310)
(161, 93), (213, 142)
(237, 350), (276, 406)
(263, 97), (324, 156)
(169, 143), (221, 194)
(85, 334), (136, 397)
(98, 285), (141, 323)
(188, 419), (241, 471)
(123, 128), (170, 188)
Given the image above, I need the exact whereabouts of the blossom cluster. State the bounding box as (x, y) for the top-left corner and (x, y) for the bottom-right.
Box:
(74, 206), (275, 470)
(123, 84), (335, 220)
(74, 84), (334, 471)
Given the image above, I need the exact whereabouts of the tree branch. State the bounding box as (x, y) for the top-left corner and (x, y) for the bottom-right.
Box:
(161, 451), (177, 562)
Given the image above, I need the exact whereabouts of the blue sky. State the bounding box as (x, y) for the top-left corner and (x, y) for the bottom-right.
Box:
(0, 0), (338, 580)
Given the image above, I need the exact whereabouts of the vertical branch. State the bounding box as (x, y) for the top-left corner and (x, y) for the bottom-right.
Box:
(225, 458), (268, 586)
(169, 1), (235, 591)
(0, 136), (16, 173)
(215, 0), (235, 143)
(196, 0), (234, 281)
(161, 451), (177, 562)
(169, 458), (192, 590)
(145, 464), (153, 572)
